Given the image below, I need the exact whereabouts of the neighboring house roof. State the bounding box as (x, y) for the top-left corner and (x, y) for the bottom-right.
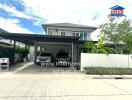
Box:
(0, 28), (11, 47)
(0, 28), (9, 33)
(42, 23), (97, 32)
(0, 41), (11, 48)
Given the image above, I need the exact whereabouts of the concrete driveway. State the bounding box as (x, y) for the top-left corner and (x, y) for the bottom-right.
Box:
(0, 62), (132, 100)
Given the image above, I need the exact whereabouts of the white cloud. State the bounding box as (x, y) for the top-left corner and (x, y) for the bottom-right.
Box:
(0, 3), (46, 27)
(0, 17), (34, 34)
(22, 0), (116, 25)
(0, 3), (33, 19)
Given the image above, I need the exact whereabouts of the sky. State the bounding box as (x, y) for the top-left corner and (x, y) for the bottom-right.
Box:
(0, 0), (132, 40)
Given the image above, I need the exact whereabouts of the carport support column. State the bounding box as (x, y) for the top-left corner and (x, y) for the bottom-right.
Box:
(72, 42), (74, 63)
(77, 43), (79, 62)
(12, 41), (16, 64)
(40, 46), (42, 54)
(34, 43), (37, 63)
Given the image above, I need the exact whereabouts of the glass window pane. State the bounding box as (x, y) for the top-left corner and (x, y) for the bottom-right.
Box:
(84, 33), (87, 40)
(49, 30), (52, 35)
(80, 33), (83, 40)
(76, 33), (79, 37)
(72, 32), (76, 36)
(61, 31), (65, 36)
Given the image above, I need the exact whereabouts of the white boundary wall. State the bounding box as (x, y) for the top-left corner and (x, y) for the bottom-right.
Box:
(81, 53), (132, 71)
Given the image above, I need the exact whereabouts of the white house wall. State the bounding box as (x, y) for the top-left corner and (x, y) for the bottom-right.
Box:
(0, 38), (25, 48)
(0, 38), (11, 44)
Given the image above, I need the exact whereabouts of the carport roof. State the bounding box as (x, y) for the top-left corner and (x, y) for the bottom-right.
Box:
(0, 33), (80, 45)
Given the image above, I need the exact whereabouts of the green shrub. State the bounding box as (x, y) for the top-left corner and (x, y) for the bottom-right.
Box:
(83, 67), (132, 75)
(15, 47), (29, 62)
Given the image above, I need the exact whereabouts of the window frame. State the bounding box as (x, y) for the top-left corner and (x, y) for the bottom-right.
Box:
(72, 31), (88, 40)
(60, 30), (66, 36)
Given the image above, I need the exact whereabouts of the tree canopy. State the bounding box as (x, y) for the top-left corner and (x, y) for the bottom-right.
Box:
(99, 17), (132, 54)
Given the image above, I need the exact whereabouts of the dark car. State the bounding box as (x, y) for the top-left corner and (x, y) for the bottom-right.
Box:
(55, 51), (71, 67)
(36, 53), (54, 65)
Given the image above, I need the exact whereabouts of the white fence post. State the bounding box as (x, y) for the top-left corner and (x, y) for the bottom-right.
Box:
(0, 63), (1, 71)
(129, 55), (132, 68)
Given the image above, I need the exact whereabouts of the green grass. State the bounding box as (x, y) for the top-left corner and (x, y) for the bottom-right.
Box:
(83, 67), (132, 75)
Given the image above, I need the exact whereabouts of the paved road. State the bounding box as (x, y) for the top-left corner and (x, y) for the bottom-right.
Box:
(0, 74), (132, 100)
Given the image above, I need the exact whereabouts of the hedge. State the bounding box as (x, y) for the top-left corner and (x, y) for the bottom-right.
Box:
(83, 67), (132, 75)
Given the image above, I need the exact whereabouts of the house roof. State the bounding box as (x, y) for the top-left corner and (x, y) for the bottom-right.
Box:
(0, 28), (11, 47)
(0, 33), (80, 45)
(0, 41), (12, 48)
(42, 23), (97, 30)
(110, 5), (125, 10)
(0, 28), (9, 33)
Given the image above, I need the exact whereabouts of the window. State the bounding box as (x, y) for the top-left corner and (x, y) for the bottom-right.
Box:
(76, 33), (79, 37)
(84, 32), (87, 40)
(80, 32), (84, 40)
(49, 31), (52, 35)
(10, 40), (12, 43)
(48, 29), (52, 35)
(72, 31), (88, 40)
(72, 33), (76, 36)
(60, 31), (65, 36)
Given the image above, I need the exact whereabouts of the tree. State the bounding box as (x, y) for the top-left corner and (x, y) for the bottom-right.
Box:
(117, 19), (132, 54)
(84, 34), (115, 54)
(122, 34), (132, 54)
(99, 17), (132, 54)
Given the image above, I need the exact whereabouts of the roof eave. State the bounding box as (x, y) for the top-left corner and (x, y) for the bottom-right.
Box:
(42, 24), (97, 30)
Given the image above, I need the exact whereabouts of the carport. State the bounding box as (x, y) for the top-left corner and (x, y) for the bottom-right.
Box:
(0, 32), (80, 64)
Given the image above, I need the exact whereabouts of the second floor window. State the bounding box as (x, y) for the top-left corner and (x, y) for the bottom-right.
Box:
(48, 30), (52, 35)
(60, 31), (65, 36)
(10, 40), (13, 43)
(80, 32), (84, 40)
(72, 31), (88, 40)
